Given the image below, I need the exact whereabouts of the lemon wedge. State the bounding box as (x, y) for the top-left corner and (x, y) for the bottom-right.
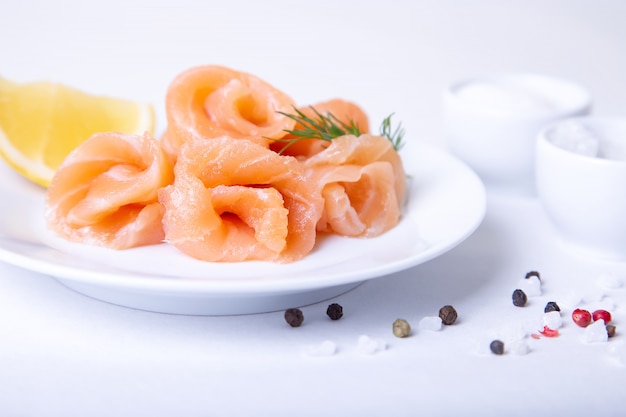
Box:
(0, 77), (154, 187)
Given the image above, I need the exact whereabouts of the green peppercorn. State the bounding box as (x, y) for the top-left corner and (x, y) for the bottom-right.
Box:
(512, 289), (527, 307)
(326, 303), (343, 320)
(490, 340), (505, 355)
(393, 318), (411, 338)
(439, 305), (458, 325)
(284, 308), (304, 327)
(544, 301), (560, 313)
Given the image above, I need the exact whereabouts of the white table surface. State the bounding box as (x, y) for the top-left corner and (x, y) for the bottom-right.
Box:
(1, 1), (626, 416)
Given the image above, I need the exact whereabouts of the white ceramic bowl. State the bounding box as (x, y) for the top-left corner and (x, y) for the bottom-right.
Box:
(443, 73), (592, 195)
(536, 117), (626, 261)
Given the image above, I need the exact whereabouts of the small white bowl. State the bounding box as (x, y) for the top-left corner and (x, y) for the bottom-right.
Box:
(536, 117), (626, 261)
(442, 73), (591, 195)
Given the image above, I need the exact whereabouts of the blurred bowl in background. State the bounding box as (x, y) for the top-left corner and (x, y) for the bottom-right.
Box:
(536, 116), (626, 261)
(442, 73), (591, 196)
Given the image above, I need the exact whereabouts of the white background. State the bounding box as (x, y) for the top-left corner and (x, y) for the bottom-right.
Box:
(1, 1), (626, 416)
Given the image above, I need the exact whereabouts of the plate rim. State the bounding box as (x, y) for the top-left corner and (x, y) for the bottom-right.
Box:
(0, 141), (486, 296)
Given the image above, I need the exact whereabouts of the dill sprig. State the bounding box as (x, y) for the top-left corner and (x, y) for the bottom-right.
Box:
(273, 106), (405, 154)
(379, 113), (405, 151)
(279, 106), (361, 140)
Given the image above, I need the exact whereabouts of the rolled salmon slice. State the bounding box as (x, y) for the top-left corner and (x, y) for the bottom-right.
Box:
(304, 134), (406, 237)
(161, 65), (297, 161)
(159, 137), (324, 263)
(270, 98), (370, 158)
(45, 131), (174, 249)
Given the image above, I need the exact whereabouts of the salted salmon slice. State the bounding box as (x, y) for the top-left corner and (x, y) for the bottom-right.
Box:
(269, 98), (370, 158)
(159, 137), (324, 263)
(161, 65), (296, 161)
(45, 131), (174, 249)
(304, 134), (406, 237)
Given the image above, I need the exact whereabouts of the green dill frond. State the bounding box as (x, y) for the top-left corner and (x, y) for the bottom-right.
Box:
(379, 114), (405, 151)
(271, 106), (405, 154)
(277, 106), (362, 141)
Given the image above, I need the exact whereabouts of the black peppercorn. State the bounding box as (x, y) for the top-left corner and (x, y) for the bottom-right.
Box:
(512, 289), (527, 307)
(544, 301), (560, 313)
(525, 270), (541, 281)
(490, 340), (505, 355)
(284, 308), (304, 327)
(326, 303), (343, 320)
(439, 305), (458, 325)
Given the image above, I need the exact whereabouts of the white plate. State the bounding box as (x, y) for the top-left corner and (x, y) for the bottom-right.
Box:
(0, 142), (485, 315)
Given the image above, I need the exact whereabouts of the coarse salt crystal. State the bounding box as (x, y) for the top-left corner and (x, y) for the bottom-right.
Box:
(547, 121), (600, 157)
(543, 311), (563, 329)
(455, 82), (557, 113)
(357, 335), (387, 355)
(303, 340), (337, 357)
(418, 316), (443, 331)
(581, 320), (609, 343)
(509, 340), (531, 356)
(518, 276), (542, 297)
